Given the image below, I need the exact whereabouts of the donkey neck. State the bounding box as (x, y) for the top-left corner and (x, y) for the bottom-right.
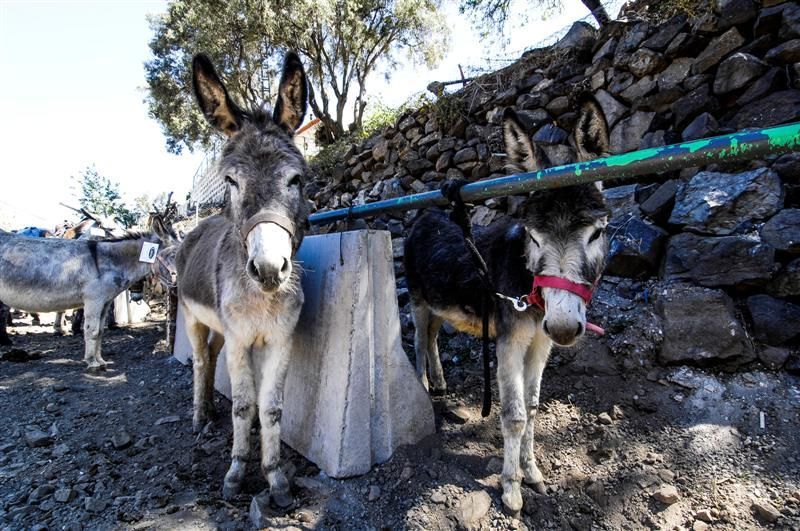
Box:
(95, 233), (161, 280)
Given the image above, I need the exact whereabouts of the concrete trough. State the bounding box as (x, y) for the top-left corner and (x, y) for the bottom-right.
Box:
(174, 230), (435, 477)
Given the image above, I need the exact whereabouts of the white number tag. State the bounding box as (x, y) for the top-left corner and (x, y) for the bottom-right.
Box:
(139, 242), (160, 263)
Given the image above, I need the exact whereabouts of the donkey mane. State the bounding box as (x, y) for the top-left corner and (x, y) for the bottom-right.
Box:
(97, 230), (154, 243)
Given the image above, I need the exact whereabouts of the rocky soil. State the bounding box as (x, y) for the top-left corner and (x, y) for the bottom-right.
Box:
(1, 311), (799, 531)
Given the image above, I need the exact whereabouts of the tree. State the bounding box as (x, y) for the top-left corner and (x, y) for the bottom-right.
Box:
(460, 0), (609, 31)
(145, 0), (449, 152)
(71, 165), (140, 228)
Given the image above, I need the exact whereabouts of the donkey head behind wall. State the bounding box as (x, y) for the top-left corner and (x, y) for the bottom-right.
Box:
(192, 52), (309, 291)
(502, 99), (611, 346)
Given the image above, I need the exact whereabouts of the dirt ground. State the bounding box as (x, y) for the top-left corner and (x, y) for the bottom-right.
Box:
(1, 309), (799, 531)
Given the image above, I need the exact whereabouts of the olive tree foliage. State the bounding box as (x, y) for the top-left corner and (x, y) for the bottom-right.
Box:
(459, 0), (609, 34)
(145, 0), (448, 152)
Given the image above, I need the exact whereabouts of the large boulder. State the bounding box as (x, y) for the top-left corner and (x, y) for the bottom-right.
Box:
(610, 111), (655, 154)
(754, 4), (787, 37)
(642, 15), (688, 51)
(656, 285), (754, 367)
(628, 48), (667, 77)
(668, 168), (783, 235)
(713, 53), (768, 94)
(773, 153), (800, 183)
(692, 27), (745, 75)
(673, 84), (716, 127)
(768, 258), (800, 296)
(554, 21), (596, 52)
(681, 112), (719, 141)
(594, 90), (628, 128)
(603, 185), (639, 217)
(640, 180), (679, 224)
(780, 3), (800, 40)
(714, 0), (758, 29)
(760, 209), (800, 253)
(727, 90), (800, 129)
(747, 295), (800, 345)
(605, 216), (668, 278)
(737, 68), (786, 106)
(663, 233), (775, 287)
(765, 40), (800, 64)
(658, 57), (693, 90)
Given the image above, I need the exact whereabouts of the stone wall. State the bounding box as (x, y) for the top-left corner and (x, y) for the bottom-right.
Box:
(307, 0), (800, 374)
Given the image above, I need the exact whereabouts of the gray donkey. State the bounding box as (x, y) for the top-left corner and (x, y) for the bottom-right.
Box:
(0, 216), (176, 369)
(404, 98), (611, 513)
(176, 52), (309, 506)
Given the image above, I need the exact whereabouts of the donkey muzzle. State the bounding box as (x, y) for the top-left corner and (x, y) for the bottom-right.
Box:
(541, 288), (587, 347)
(244, 221), (293, 291)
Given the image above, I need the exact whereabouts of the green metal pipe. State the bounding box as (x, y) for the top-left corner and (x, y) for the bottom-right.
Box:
(308, 121), (800, 226)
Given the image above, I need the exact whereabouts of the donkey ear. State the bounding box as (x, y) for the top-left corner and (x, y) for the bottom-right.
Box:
(273, 51), (308, 133)
(574, 97), (610, 163)
(503, 108), (543, 173)
(150, 214), (177, 245)
(192, 54), (244, 136)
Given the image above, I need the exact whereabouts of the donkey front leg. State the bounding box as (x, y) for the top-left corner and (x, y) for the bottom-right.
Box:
(82, 300), (109, 370)
(496, 331), (529, 513)
(223, 338), (257, 500)
(256, 343), (293, 507)
(520, 330), (552, 494)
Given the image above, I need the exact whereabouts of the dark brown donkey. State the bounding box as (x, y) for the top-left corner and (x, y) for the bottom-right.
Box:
(404, 98), (612, 513)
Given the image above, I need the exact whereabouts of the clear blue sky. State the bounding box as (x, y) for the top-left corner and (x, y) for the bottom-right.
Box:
(0, 0), (622, 228)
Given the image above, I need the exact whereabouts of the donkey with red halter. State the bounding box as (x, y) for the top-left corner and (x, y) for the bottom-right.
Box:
(404, 98), (611, 513)
(176, 52), (309, 506)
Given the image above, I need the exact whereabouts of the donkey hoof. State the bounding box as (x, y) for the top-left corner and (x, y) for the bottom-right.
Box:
(270, 488), (293, 508)
(502, 485), (523, 514)
(85, 363), (107, 373)
(222, 481), (241, 500)
(522, 465), (545, 493)
(430, 387), (448, 397)
(528, 480), (547, 495)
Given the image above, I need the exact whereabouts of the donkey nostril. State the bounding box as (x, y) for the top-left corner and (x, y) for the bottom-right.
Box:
(280, 258), (290, 275)
(576, 322), (585, 337)
(247, 259), (260, 281)
(542, 320), (550, 336)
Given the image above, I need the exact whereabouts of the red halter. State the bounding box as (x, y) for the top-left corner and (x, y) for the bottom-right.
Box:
(523, 275), (605, 336)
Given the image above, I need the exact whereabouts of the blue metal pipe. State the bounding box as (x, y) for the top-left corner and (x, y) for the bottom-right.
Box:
(309, 121), (800, 226)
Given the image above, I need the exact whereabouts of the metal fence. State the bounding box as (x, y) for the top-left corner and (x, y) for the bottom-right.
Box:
(309, 122), (800, 226)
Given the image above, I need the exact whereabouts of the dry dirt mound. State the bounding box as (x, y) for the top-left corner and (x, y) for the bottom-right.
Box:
(1, 316), (799, 530)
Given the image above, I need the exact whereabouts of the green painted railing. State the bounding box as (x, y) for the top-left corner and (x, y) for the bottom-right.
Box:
(308, 121), (800, 226)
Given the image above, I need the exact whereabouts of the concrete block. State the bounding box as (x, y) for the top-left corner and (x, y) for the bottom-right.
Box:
(113, 291), (151, 325)
(174, 230), (435, 477)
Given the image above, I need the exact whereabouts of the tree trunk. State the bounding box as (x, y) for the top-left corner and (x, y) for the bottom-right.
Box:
(307, 82), (343, 144)
(580, 0), (609, 26)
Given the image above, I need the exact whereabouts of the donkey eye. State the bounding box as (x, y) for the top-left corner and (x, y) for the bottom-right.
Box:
(288, 174), (301, 187)
(588, 228), (605, 243)
(224, 175), (238, 188)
